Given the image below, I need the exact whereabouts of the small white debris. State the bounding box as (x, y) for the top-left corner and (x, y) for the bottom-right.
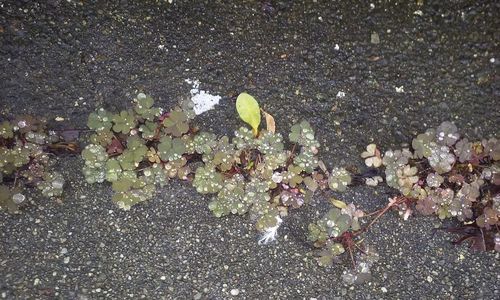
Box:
(158, 44), (165, 50)
(230, 289), (240, 296)
(381, 287), (388, 293)
(55, 116), (65, 122)
(258, 216), (283, 245)
(371, 32), (380, 44)
(185, 79), (221, 115)
(34, 278), (41, 286)
(395, 86), (405, 93)
(336, 91), (346, 98)
(490, 58), (495, 63)
(427, 275), (433, 283)
(318, 16), (323, 22)
(161, 276), (166, 280)
(63, 257), (70, 264)
(334, 44), (340, 51)
(414, 10), (423, 16)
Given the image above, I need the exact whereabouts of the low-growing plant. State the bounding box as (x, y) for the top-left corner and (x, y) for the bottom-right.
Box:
(0, 116), (74, 212)
(359, 123), (499, 251)
(81, 93), (196, 210)
(81, 93), (337, 237)
(1, 91), (498, 286)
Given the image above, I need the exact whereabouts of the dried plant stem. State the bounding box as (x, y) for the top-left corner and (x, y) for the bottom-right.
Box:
(356, 196), (407, 236)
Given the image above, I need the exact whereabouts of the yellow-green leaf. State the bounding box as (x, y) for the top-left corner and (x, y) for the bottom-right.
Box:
(329, 198), (347, 209)
(236, 92), (261, 136)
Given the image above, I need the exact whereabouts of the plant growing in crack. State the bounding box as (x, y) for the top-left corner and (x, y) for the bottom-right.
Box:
(2, 90), (498, 286)
(0, 116), (76, 212)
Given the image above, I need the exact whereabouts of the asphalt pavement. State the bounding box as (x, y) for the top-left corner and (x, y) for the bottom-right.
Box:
(1, 1), (499, 299)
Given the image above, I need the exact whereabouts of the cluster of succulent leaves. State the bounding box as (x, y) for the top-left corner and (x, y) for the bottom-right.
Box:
(0, 117), (65, 213)
(6, 90), (500, 286)
(363, 122), (499, 251)
(82, 93), (197, 210)
(308, 207), (356, 265)
(199, 122), (324, 233)
(82, 92), (358, 240)
(0, 92), (361, 276)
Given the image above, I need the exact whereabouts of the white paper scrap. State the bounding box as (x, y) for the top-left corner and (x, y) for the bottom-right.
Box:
(185, 79), (221, 115)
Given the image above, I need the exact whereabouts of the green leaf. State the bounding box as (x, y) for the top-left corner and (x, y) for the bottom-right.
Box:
(330, 198), (347, 209)
(236, 93), (261, 137)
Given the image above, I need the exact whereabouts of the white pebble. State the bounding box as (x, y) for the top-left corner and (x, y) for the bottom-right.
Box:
(230, 289), (239, 296)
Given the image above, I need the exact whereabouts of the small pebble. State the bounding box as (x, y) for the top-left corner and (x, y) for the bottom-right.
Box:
(371, 32), (380, 44)
(230, 289), (239, 296)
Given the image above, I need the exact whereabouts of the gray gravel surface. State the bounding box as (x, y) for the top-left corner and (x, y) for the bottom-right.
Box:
(1, 1), (499, 299)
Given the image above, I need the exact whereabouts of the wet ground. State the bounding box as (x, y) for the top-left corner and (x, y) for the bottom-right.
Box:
(1, 1), (499, 299)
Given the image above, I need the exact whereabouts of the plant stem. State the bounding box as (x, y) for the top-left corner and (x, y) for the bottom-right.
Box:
(355, 197), (406, 236)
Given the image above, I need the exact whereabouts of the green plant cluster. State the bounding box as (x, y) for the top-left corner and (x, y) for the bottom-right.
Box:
(3, 91), (499, 286)
(365, 122), (499, 250)
(307, 207), (359, 266)
(328, 167), (352, 192)
(290, 121), (320, 173)
(81, 94), (344, 234)
(81, 93), (196, 210)
(196, 122), (325, 233)
(15, 92), (387, 279)
(0, 117), (65, 213)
